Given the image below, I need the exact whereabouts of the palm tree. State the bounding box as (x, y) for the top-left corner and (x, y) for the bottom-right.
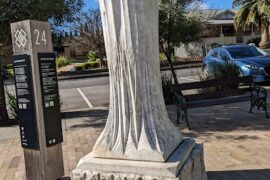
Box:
(233, 0), (270, 49)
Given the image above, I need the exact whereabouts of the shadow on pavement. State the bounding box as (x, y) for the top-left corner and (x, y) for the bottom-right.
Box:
(62, 104), (270, 140)
(207, 169), (270, 180)
(58, 177), (71, 180)
(63, 109), (108, 119)
(167, 104), (270, 140)
(0, 119), (18, 127)
(62, 109), (108, 130)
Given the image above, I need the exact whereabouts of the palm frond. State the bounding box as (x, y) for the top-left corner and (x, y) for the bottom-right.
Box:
(233, 0), (252, 8)
(234, 0), (270, 30)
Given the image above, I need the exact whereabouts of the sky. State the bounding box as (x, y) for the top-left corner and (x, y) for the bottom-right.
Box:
(206, 0), (234, 9)
(85, 0), (235, 10)
(85, 0), (99, 9)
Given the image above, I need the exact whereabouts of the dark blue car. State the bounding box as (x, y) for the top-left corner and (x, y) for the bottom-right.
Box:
(203, 45), (270, 82)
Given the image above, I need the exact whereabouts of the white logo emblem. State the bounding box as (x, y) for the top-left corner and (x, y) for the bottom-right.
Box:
(15, 29), (27, 47)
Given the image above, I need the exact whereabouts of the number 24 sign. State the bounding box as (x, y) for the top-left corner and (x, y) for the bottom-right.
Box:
(34, 29), (47, 46)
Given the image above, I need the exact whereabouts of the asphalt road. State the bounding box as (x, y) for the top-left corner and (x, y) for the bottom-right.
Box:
(59, 76), (110, 111)
(59, 67), (202, 112)
(6, 66), (270, 112)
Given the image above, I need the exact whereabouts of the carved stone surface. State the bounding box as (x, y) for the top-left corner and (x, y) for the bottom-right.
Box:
(92, 0), (183, 162)
(71, 139), (207, 180)
(72, 0), (208, 179)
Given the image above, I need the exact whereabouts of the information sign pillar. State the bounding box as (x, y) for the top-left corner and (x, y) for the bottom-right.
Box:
(10, 20), (64, 180)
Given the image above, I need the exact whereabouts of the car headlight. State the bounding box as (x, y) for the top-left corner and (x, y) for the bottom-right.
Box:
(244, 64), (261, 71)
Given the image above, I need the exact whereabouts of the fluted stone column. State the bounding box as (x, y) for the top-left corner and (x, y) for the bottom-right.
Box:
(91, 0), (183, 162)
(72, 0), (207, 179)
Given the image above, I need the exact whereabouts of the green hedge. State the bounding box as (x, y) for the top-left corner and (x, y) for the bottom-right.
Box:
(56, 56), (72, 69)
(76, 60), (100, 71)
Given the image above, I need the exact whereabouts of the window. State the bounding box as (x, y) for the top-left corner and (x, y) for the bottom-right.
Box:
(211, 49), (219, 57)
(227, 46), (264, 59)
(219, 49), (230, 61)
(222, 25), (235, 37)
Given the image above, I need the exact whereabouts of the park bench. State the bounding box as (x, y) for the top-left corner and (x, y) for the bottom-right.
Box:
(172, 76), (269, 130)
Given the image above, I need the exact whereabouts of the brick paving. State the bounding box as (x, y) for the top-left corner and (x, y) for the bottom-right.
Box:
(0, 104), (270, 180)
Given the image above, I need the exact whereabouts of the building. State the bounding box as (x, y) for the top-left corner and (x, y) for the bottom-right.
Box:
(63, 36), (89, 61)
(175, 9), (261, 58)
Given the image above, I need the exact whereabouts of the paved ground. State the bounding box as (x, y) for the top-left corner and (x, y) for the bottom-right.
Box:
(2, 67), (270, 179)
(1, 102), (270, 179)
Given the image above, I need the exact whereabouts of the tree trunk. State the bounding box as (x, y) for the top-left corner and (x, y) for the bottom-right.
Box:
(159, 42), (179, 85)
(167, 54), (179, 85)
(0, 63), (9, 124)
(93, 0), (183, 162)
(98, 50), (104, 68)
(259, 19), (270, 49)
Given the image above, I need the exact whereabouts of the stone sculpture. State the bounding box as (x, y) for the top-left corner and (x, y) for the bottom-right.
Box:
(92, 0), (183, 162)
(72, 0), (207, 179)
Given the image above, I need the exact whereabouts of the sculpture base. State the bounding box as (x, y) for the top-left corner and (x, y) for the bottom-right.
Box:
(71, 138), (207, 180)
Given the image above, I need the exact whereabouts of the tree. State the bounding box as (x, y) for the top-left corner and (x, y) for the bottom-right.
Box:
(0, 0), (83, 124)
(233, 0), (270, 49)
(159, 0), (203, 85)
(0, 0), (83, 52)
(73, 9), (105, 67)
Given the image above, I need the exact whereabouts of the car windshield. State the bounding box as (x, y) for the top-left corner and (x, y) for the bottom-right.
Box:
(226, 46), (265, 59)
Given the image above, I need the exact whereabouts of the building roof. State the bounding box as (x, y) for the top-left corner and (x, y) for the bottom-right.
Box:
(195, 9), (238, 24)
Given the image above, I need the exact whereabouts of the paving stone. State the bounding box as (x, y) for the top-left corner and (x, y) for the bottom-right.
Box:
(0, 105), (269, 179)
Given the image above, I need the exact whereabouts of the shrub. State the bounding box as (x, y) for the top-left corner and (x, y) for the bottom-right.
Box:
(88, 60), (100, 69)
(75, 65), (83, 71)
(200, 61), (241, 94)
(87, 51), (99, 61)
(159, 53), (167, 61)
(56, 56), (72, 69)
(75, 60), (100, 70)
(6, 91), (18, 120)
(247, 38), (261, 47)
(210, 62), (241, 80)
(103, 60), (108, 67)
(3, 64), (13, 69)
(2, 64), (14, 79)
(161, 73), (173, 104)
(6, 90), (63, 121)
(211, 43), (222, 49)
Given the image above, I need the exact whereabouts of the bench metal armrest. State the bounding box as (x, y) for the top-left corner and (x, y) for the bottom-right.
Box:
(253, 85), (267, 100)
(174, 92), (186, 107)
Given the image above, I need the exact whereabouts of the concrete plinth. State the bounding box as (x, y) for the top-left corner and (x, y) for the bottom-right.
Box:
(71, 138), (207, 180)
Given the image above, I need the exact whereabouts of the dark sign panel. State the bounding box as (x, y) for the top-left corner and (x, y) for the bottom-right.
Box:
(38, 53), (63, 147)
(13, 54), (39, 149)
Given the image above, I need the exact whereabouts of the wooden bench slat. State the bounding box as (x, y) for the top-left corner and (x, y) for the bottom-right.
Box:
(186, 95), (251, 108)
(172, 76), (253, 91)
(184, 88), (251, 101)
